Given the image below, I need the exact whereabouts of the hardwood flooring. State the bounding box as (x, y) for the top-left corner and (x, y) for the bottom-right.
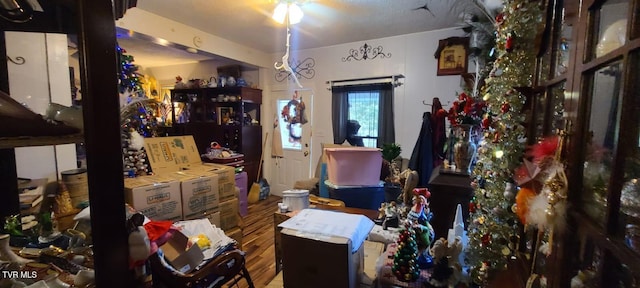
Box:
(226, 195), (522, 288)
(228, 195), (281, 288)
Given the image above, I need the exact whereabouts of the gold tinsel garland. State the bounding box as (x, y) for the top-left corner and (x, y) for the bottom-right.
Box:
(465, 0), (544, 284)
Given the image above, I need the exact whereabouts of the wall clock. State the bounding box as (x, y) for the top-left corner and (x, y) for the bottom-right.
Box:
(193, 36), (202, 48)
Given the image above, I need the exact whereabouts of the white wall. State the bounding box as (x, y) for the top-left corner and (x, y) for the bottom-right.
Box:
(262, 28), (467, 181)
(116, 15), (467, 186)
(6, 32), (77, 182)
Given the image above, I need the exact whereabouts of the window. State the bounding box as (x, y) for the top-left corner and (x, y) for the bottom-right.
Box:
(348, 91), (379, 147)
(331, 82), (394, 148)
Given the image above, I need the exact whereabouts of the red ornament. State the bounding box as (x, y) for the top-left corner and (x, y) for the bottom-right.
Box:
(469, 202), (476, 213)
(496, 13), (504, 24)
(501, 103), (510, 113)
(481, 117), (491, 129)
(481, 234), (491, 246)
(493, 132), (501, 143)
(505, 36), (514, 52)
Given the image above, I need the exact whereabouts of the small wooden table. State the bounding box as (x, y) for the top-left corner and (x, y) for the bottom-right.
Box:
(428, 167), (474, 240)
(273, 204), (379, 274)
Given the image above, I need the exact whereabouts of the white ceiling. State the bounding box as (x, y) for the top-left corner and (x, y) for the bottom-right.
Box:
(119, 0), (502, 67)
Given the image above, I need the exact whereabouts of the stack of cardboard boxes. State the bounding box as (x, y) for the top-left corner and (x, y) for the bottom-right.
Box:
(123, 136), (244, 248)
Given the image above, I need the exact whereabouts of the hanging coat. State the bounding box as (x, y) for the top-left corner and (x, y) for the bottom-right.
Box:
(431, 98), (447, 168)
(409, 112), (434, 187)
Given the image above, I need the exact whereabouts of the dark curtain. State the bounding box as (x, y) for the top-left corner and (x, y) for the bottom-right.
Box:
(331, 82), (394, 146)
(409, 112), (434, 187)
(378, 85), (395, 147)
(331, 89), (349, 144)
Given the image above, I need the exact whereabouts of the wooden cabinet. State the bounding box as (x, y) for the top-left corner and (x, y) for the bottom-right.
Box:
(1, 1), (133, 286)
(428, 167), (474, 240)
(561, 0), (640, 285)
(171, 87), (263, 185)
(529, 0), (640, 286)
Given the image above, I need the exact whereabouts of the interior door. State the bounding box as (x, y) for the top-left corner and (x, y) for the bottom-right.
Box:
(271, 88), (314, 196)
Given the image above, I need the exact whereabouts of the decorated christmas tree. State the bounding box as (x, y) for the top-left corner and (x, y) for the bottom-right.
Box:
(392, 222), (421, 282)
(465, 0), (544, 284)
(121, 99), (161, 177)
(117, 46), (156, 177)
(117, 45), (143, 94)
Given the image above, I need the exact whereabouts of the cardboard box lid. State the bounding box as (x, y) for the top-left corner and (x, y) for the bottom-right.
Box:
(278, 209), (374, 252)
(161, 230), (204, 274)
(123, 174), (179, 189)
(144, 136), (203, 175)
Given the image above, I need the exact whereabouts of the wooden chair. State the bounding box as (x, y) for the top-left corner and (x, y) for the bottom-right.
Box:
(150, 249), (254, 288)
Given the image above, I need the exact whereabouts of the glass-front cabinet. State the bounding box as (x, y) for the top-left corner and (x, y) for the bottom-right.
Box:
(1, 1), (134, 286)
(542, 0), (640, 286)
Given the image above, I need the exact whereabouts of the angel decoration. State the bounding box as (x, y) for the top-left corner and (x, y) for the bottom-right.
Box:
(513, 134), (568, 232)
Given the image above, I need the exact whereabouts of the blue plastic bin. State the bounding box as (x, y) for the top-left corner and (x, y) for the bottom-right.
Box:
(325, 180), (385, 210)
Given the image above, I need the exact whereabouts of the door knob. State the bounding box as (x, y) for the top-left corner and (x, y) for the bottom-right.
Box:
(303, 151), (309, 157)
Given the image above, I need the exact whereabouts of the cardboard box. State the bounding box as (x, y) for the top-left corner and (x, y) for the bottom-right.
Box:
(361, 241), (385, 287)
(266, 240), (385, 288)
(170, 171), (220, 220)
(161, 230), (204, 273)
(124, 175), (182, 221)
(219, 198), (239, 230)
(281, 228), (365, 288)
(144, 136), (203, 175)
(205, 211), (221, 227)
(278, 210), (374, 288)
(198, 163), (237, 201)
(225, 227), (243, 250)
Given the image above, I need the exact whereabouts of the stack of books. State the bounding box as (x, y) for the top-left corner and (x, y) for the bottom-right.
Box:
(18, 178), (46, 214)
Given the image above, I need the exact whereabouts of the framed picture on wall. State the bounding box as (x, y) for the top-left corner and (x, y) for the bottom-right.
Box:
(434, 37), (469, 76)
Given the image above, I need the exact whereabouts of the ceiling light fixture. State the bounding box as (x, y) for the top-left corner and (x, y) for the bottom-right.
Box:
(273, 1), (304, 88)
(272, 2), (304, 25)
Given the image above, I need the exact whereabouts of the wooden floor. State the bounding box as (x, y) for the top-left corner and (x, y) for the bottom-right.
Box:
(229, 195), (281, 288)
(225, 195), (523, 288)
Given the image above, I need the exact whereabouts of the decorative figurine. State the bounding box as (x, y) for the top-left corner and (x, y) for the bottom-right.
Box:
(406, 188), (435, 269)
(382, 201), (399, 230)
(375, 202), (387, 225)
(174, 76), (188, 89)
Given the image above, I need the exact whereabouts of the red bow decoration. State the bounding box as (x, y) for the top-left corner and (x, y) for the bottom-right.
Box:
(413, 187), (431, 199)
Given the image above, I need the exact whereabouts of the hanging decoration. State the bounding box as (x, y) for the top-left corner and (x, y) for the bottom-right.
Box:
(275, 57), (316, 82)
(341, 43), (392, 62)
(274, 16), (303, 88)
(465, 0), (544, 284)
(514, 135), (568, 233)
